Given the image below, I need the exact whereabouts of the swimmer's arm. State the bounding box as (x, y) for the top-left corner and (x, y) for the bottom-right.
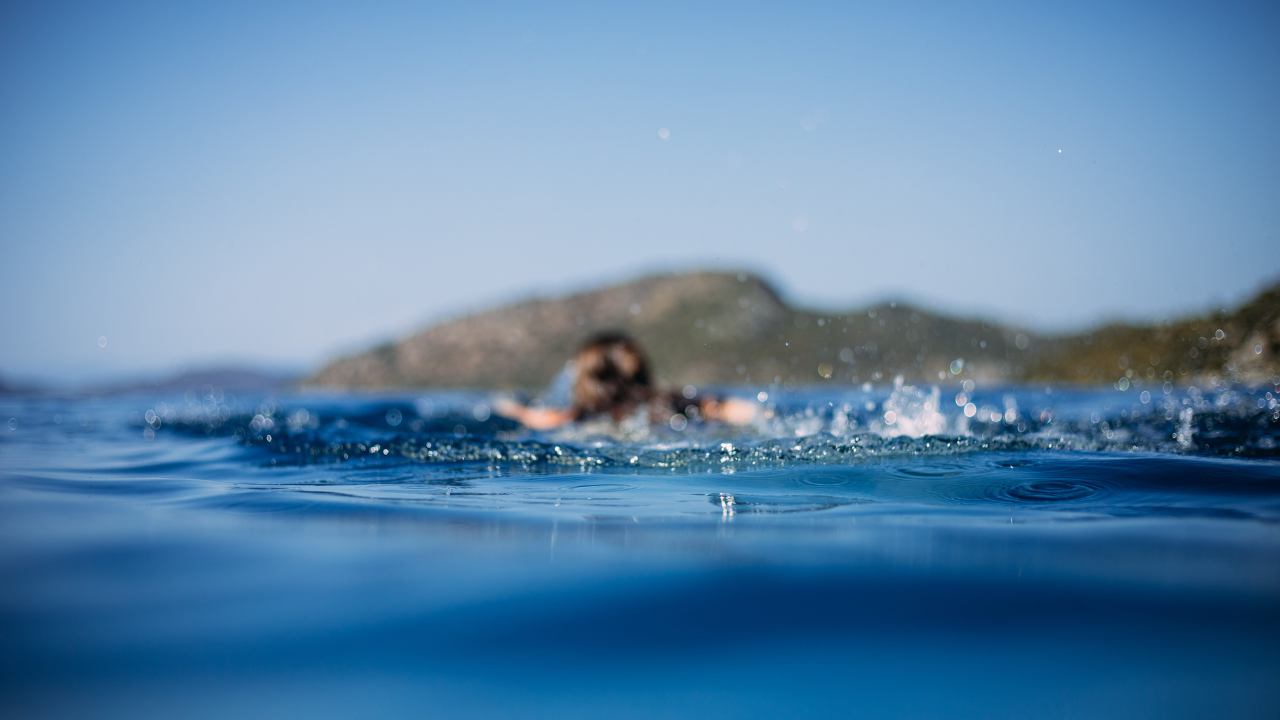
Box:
(698, 397), (760, 426)
(493, 398), (574, 430)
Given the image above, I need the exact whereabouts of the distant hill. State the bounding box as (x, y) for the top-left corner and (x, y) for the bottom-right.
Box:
(0, 374), (43, 396)
(306, 271), (1280, 390)
(79, 366), (300, 397)
(0, 366), (301, 398)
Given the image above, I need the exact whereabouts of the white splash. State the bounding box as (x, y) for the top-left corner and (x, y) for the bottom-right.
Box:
(876, 377), (948, 438)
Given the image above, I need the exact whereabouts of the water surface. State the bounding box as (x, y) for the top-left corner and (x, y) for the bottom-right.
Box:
(2, 383), (1279, 718)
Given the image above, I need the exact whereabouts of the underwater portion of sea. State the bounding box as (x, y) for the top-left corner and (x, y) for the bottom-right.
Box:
(2, 381), (1278, 718)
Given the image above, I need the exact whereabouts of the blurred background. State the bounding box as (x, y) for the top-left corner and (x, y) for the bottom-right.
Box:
(4, 7), (1280, 718)
(2, 1), (1277, 387)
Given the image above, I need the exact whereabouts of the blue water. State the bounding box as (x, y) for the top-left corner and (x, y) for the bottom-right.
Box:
(2, 383), (1279, 718)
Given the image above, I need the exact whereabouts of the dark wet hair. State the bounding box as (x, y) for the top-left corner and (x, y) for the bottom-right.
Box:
(571, 332), (655, 420)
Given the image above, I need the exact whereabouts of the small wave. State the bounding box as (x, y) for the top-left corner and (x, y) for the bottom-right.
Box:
(135, 382), (1280, 474)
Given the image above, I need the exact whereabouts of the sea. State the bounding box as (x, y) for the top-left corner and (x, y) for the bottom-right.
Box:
(2, 380), (1278, 718)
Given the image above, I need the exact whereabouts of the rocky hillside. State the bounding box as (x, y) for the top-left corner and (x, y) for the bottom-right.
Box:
(306, 271), (1280, 389)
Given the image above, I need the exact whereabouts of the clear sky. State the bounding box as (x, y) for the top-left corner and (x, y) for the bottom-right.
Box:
(2, 1), (1277, 381)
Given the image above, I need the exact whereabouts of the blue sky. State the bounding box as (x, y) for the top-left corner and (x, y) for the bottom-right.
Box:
(2, 1), (1277, 381)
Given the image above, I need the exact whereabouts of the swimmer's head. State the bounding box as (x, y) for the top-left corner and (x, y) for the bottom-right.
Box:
(571, 332), (653, 420)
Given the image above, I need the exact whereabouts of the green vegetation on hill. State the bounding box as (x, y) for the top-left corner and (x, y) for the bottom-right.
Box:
(306, 271), (1280, 389)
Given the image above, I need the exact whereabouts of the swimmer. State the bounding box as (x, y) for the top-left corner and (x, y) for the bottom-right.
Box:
(494, 331), (759, 430)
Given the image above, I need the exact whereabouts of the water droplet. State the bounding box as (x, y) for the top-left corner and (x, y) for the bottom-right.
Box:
(719, 492), (736, 517)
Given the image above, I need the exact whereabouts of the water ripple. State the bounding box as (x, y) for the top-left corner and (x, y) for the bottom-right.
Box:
(1000, 480), (1107, 503)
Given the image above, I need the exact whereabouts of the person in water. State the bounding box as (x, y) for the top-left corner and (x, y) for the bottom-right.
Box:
(495, 332), (759, 430)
